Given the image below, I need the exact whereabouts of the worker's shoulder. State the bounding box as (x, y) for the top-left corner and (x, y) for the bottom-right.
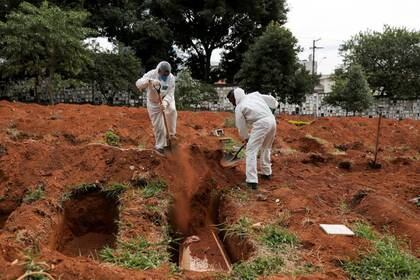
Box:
(142, 69), (157, 78)
(169, 73), (176, 84)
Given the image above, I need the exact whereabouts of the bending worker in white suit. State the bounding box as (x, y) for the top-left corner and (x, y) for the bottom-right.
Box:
(136, 61), (177, 155)
(227, 88), (278, 190)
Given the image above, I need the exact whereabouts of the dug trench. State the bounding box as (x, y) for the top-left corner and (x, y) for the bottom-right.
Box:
(0, 210), (11, 229)
(164, 144), (254, 272)
(52, 186), (119, 258)
(0, 197), (22, 230)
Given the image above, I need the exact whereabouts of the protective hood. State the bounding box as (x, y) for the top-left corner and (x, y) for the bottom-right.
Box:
(156, 61), (171, 73)
(234, 88), (246, 105)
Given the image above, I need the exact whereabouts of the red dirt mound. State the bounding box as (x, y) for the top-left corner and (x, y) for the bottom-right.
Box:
(0, 101), (419, 279)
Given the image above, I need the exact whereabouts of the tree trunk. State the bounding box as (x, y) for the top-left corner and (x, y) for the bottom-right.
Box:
(46, 67), (55, 105)
(204, 48), (213, 82)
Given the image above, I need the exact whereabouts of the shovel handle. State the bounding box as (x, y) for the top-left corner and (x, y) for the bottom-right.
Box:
(232, 142), (246, 160)
(153, 83), (171, 147)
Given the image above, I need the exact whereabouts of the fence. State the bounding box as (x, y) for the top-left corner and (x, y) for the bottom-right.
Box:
(1, 83), (419, 120)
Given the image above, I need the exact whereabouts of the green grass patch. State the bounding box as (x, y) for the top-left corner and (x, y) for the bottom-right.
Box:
(103, 183), (130, 198)
(287, 120), (312, 126)
(142, 179), (167, 198)
(222, 138), (245, 159)
(220, 215), (311, 278)
(345, 222), (420, 280)
(104, 130), (120, 146)
(60, 182), (129, 206)
(223, 217), (253, 240)
(224, 117), (236, 128)
(259, 224), (298, 250)
(23, 185), (44, 204)
(100, 237), (170, 270)
(353, 221), (377, 241)
(231, 256), (284, 280)
(61, 183), (100, 203)
(221, 187), (250, 204)
(21, 250), (51, 280)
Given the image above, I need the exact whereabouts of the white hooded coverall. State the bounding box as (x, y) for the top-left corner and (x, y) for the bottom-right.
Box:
(233, 88), (278, 184)
(135, 62), (177, 149)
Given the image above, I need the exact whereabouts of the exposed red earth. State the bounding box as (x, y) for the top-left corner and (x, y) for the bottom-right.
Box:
(0, 100), (418, 279)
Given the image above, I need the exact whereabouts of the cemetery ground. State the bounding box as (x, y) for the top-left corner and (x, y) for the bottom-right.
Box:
(0, 100), (419, 279)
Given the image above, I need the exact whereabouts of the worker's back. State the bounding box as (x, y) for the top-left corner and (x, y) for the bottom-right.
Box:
(237, 92), (274, 124)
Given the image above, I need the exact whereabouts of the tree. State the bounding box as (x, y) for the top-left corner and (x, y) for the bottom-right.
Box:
(236, 22), (311, 104)
(0, 1), (93, 103)
(293, 65), (317, 104)
(324, 65), (373, 115)
(175, 69), (217, 110)
(81, 0), (179, 72)
(150, 0), (288, 81)
(220, 0), (288, 83)
(85, 44), (142, 105)
(0, 0), (179, 72)
(340, 25), (420, 99)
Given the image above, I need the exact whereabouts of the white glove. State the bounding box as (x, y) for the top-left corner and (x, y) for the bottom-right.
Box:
(160, 100), (169, 111)
(149, 79), (161, 88)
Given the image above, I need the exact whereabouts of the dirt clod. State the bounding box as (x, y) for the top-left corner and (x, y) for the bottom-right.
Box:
(131, 171), (155, 187)
(302, 153), (327, 164)
(338, 161), (352, 170)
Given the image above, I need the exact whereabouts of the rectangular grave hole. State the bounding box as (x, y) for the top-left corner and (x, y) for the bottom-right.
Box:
(57, 190), (119, 259)
(168, 187), (254, 273)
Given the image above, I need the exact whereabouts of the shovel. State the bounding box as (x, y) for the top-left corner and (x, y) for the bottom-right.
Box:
(368, 106), (384, 169)
(153, 83), (172, 149)
(220, 143), (246, 168)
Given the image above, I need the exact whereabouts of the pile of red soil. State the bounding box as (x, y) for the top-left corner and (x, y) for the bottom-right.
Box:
(0, 101), (418, 279)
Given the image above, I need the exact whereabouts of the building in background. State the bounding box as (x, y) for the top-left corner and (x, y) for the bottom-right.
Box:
(300, 55), (317, 74)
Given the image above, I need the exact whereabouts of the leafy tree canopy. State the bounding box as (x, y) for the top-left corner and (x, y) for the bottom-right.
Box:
(0, 1), (93, 102)
(324, 64), (373, 115)
(84, 44), (142, 105)
(236, 22), (312, 104)
(340, 25), (420, 99)
(175, 69), (218, 110)
(150, 0), (288, 81)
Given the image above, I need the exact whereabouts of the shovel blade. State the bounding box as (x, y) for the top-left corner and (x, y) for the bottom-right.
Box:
(220, 155), (243, 168)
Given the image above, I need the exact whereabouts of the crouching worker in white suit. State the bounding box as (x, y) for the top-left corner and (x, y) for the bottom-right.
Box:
(227, 88), (278, 190)
(136, 61), (177, 156)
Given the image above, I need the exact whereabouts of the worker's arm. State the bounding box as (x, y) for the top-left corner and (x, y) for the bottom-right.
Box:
(259, 93), (279, 109)
(235, 108), (249, 140)
(135, 70), (156, 90)
(162, 76), (176, 107)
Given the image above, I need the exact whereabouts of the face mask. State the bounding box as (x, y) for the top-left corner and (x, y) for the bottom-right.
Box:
(159, 75), (168, 82)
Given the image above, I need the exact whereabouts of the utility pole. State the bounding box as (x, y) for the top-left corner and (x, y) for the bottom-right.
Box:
(310, 38), (323, 117)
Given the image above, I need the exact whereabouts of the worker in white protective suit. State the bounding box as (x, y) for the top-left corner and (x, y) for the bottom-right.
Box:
(136, 61), (177, 156)
(227, 88), (278, 189)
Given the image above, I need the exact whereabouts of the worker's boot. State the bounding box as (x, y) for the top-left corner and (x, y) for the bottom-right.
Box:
(246, 182), (258, 190)
(154, 148), (166, 157)
(260, 174), (272, 180)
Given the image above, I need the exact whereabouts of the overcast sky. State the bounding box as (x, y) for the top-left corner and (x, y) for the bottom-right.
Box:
(97, 1), (420, 74)
(285, 0), (420, 74)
